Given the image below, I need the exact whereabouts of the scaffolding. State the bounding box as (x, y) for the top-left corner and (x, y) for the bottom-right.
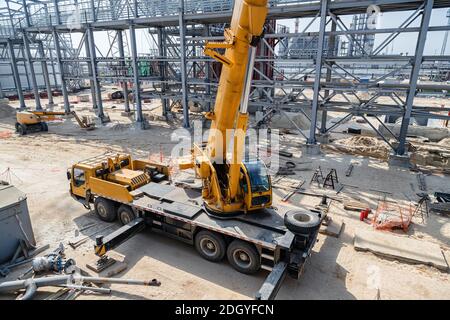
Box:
(0, 0), (450, 156)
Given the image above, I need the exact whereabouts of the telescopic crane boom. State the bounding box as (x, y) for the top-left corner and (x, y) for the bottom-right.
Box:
(180, 0), (272, 214)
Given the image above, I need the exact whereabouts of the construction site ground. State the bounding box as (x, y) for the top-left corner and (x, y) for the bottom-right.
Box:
(0, 94), (449, 300)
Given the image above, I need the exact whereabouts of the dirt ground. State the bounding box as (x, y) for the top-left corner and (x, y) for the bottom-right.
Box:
(0, 93), (449, 300)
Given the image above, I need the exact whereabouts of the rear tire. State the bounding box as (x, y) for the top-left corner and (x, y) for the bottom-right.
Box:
(227, 240), (260, 274)
(94, 197), (117, 222)
(40, 122), (48, 132)
(117, 204), (135, 225)
(194, 230), (227, 262)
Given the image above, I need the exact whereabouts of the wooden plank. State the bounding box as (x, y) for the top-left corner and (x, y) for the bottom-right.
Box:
(354, 230), (449, 271)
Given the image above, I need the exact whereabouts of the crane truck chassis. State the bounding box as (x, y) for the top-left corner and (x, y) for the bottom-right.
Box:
(67, 152), (323, 300)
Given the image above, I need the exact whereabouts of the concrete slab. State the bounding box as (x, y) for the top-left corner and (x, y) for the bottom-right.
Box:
(320, 218), (343, 238)
(354, 230), (449, 271)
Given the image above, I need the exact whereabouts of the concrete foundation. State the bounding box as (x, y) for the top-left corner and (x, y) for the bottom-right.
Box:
(302, 143), (321, 155)
(388, 152), (411, 168)
(316, 133), (330, 144)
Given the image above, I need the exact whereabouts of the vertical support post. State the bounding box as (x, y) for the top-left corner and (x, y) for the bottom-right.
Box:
(22, 32), (42, 110)
(117, 30), (130, 113)
(38, 42), (54, 106)
(396, 0), (433, 155)
(84, 32), (97, 110)
(133, 0), (139, 18)
(21, 0), (31, 27)
(52, 29), (71, 113)
(308, 0), (328, 144)
(157, 27), (168, 116)
(129, 23), (144, 124)
(320, 19), (336, 134)
(52, 0), (61, 25)
(87, 27), (105, 119)
(20, 46), (31, 91)
(90, 0), (97, 22)
(179, 0), (190, 128)
(7, 39), (26, 109)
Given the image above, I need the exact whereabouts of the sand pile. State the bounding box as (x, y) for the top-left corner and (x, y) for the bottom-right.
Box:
(326, 136), (390, 159)
(0, 104), (16, 119)
(438, 137), (450, 147)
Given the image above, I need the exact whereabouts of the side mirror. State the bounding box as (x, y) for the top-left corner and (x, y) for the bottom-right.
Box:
(66, 170), (72, 180)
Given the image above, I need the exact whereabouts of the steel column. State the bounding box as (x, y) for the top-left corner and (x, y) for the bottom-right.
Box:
(22, 32), (42, 110)
(87, 27), (105, 118)
(308, 0), (328, 144)
(84, 32), (97, 110)
(179, 0), (190, 128)
(396, 0), (434, 155)
(7, 39), (26, 109)
(157, 27), (168, 116)
(320, 19), (336, 134)
(52, 29), (70, 113)
(52, 0), (61, 25)
(129, 23), (144, 123)
(117, 30), (130, 113)
(38, 42), (54, 106)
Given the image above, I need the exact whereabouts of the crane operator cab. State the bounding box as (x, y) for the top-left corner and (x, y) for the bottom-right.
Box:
(241, 160), (272, 210)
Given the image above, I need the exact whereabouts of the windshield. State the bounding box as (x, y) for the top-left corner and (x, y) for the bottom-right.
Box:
(244, 160), (270, 193)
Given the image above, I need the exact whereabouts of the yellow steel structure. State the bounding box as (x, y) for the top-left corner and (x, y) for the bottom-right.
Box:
(181, 0), (272, 214)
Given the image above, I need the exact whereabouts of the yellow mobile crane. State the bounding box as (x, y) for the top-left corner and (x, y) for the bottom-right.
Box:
(67, 0), (323, 299)
(179, 0), (272, 214)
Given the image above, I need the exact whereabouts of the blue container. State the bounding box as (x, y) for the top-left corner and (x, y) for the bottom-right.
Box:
(0, 184), (35, 264)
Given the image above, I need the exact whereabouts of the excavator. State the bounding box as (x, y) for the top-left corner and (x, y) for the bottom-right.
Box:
(15, 110), (95, 135)
(66, 0), (322, 299)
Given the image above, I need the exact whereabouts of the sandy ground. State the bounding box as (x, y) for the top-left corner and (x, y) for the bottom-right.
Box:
(0, 94), (449, 300)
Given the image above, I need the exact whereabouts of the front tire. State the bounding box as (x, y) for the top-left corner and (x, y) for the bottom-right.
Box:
(118, 204), (135, 225)
(227, 240), (260, 274)
(194, 230), (227, 262)
(94, 197), (117, 222)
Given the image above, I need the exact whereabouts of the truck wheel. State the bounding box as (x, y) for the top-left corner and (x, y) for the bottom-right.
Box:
(227, 240), (260, 274)
(194, 230), (226, 262)
(41, 122), (48, 132)
(284, 210), (321, 235)
(118, 204), (135, 225)
(94, 197), (117, 222)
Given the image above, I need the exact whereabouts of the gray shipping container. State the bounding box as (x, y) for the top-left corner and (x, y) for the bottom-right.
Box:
(0, 184), (36, 264)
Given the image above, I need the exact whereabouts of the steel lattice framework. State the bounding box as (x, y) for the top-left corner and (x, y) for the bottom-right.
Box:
(1, 0), (450, 157)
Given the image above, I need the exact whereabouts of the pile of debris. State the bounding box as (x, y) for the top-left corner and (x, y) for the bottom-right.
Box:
(325, 136), (390, 160)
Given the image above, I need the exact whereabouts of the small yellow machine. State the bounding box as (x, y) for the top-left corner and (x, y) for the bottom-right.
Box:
(15, 110), (94, 135)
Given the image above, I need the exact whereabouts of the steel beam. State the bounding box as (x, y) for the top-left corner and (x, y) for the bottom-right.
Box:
(117, 30), (130, 113)
(129, 23), (144, 123)
(308, 0), (328, 144)
(87, 27), (105, 118)
(38, 41), (54, 106)
(157, 27), (168, 116)
(7, 39), (26, 109)
(52, 29), (70, 113)
(22, 32), (42, 110)
(179, 0), (190, 128)
(84, 31), (97, 110)
(396, 0), (434, 155)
